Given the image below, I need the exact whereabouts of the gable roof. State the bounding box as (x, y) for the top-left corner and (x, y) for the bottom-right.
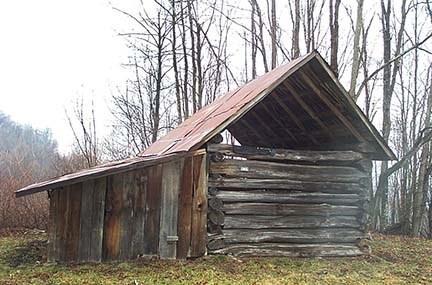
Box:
(15, 51), (395, 198)
(140, 51), (395, 160)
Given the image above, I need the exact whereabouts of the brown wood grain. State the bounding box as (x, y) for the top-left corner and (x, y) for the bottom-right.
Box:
(119, 171), (134, 260)
(177, 156), (194, 259)
(130, 168), (148, 259)
(55, 187), (68, 262)
(143, 164), (163, 256)
(103, 174), (123, 261)
(47, 189), (59, 262)
(65, 183), (82, 262)
(78, 180), (94, 261)
(90, 177), (106, 262)
(190, 153), (208, 257)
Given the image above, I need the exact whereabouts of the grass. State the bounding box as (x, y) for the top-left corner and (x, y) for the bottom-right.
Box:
(0, 229), (431, 284)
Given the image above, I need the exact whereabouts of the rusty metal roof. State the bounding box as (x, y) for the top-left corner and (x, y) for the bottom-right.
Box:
(16, 51), (395, 197)
(140, 54), (311, 157)
(140, 51), (395, 160)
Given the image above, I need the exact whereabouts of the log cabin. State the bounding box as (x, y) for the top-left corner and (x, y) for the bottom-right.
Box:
(16, 51), (395, 262)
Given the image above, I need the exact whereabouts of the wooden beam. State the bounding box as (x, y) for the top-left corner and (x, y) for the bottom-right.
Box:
(207, 144), (366, 162)
(238, 119), (272, 147)
(223, 215), (361, 229)
(216, 190), (365, 206)
(208, 177), (366, 193)
(222, 202), (362, 216)
(271, 91), (320, 145)
(248, 109), (287, 144)
(282, 81), (333, 139)
(298, 70), (366, 142)
(209, 243), (364, 257)
(210, 159), (368, 183)
(258, 100), (299, 143)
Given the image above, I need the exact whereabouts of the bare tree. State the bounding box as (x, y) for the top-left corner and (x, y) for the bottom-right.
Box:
(66, 97), (99, 168)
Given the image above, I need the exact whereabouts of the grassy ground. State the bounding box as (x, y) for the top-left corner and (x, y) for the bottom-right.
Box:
(0, 229), (431, 284)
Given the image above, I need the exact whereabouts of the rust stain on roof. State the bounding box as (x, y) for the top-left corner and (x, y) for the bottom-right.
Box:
(140, 54), (309, 157)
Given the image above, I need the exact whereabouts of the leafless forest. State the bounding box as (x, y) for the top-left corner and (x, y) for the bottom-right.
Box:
(1, 0), (432, 237)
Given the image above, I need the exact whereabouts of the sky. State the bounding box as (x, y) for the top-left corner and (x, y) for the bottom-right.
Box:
(0, 0), (132, 153)
(0, 0), (428, 155)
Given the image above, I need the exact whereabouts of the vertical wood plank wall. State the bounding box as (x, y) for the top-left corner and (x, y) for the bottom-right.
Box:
(47, 152), (208, 262)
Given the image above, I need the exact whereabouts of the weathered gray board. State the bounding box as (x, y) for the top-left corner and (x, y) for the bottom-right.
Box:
(159, 159), (183, 259)
(207, 144), (371, 257)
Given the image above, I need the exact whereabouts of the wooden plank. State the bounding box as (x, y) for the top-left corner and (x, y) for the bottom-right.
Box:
(259, 101), (299, 143)
(65, 183), (82, 262)
(119, 171), (134, 260)
(130, 168), (148, 259)
(224, 215), (360, 229)
(271, 91), (320, 145)
(220, 228), (363, 244)
(298, 69), (365, 142)
(237, 119), (269, 147)
(209, 243), (363, 257)
(78, 180), (94, 261)
(55, 187), (69, 262)
(47, 189), (59, 262)
(89, 177), (106, 262)
(249, 110), (284, 143)
(207, 144), (365, 162)
(210, 159), (367, 182)
(216, 190), (364, 206)
(143, 164), (163, 256)
(283, 81), (331, 135)
(103, 174), (123, 261)
(190, 153), (208, 257)
(208, 177), (365, 193)
(223, 203), (361, 216)
(159, 159), (183, 259)
(177, 156), (194, 259)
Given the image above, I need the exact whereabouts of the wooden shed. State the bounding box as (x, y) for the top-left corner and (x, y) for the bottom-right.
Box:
(16, 51), (395, 262)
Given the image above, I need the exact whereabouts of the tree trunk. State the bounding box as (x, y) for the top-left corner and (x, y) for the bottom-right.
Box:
(270, 0), (277, 69)
(290, 0), (300, 58)
(329, 0), (341, 76)
(171, 0), (182, 123)
(349, 0), (364, 99)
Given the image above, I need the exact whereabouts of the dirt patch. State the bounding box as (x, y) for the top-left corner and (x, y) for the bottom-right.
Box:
(0, 228), (45, 238)
(4, 239), (47, 267)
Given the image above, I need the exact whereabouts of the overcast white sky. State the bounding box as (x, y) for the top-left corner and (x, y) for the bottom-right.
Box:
(1, 0), (428, 155)
(0, 0), (133, 152)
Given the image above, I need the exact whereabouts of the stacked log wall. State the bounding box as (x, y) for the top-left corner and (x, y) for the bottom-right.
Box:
(207, 144), (372, 257)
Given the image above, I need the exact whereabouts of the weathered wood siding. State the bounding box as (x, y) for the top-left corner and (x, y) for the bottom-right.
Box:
(47, 152), (207, 262)
(207, 144), (371, 257)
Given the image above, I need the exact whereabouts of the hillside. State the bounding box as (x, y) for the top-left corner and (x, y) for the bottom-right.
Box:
(0, 230), (431, 284)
